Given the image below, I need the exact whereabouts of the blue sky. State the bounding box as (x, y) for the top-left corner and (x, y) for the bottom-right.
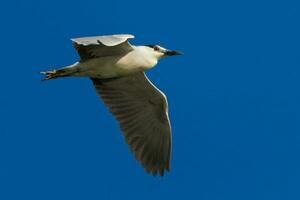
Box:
(0, 0), (300, 199)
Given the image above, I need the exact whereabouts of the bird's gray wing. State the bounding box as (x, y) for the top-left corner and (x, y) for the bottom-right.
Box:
(71, 34), (135, 61)
(91, 72), (171, 176)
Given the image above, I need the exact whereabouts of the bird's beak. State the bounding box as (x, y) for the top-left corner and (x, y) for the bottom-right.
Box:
(165, 50), (183, 56)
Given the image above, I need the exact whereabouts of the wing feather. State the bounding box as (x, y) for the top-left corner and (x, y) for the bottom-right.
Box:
(91, 72), (172, 176)
(71, 34), (134, 61)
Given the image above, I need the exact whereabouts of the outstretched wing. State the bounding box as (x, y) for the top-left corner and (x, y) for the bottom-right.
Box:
(91, 72), (172, 176)
(71, 34), (135, 61)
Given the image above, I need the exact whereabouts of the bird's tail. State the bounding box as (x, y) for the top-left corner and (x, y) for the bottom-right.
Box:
(40, 64), (78, 81)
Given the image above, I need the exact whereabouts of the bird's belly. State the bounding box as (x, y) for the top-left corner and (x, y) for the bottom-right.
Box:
(75, 56), (146, 79)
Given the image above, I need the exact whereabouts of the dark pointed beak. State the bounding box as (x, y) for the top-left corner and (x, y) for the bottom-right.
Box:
(165, 50), (183, 56)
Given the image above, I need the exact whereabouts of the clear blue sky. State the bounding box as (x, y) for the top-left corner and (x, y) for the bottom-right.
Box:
(0, 0), (299, 199)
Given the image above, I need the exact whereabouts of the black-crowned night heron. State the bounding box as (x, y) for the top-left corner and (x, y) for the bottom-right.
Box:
(41, 34), (182, 176)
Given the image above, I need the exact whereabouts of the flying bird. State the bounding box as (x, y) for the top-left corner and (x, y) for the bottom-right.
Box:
(41, 34), (182, 176)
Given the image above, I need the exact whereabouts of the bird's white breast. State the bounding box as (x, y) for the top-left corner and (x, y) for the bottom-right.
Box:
(75, 46), (158, 79)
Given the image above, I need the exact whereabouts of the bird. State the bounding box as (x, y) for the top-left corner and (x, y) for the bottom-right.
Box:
(41, 34), (182, 176)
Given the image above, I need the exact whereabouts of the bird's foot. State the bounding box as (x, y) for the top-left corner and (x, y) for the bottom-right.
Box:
(40, 69), (67, 81)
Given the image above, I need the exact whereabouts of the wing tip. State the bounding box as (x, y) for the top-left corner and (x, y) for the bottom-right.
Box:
(147, 166), (170, 177)
(112, 34), (135, 38)
(141, 159), (170, 177)
(70, 34), (135, 45)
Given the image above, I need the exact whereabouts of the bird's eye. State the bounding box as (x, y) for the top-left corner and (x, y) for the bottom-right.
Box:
(153, 45), (160, 51)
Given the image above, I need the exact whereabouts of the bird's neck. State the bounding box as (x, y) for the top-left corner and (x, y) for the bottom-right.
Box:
(132, 46), (158, 69)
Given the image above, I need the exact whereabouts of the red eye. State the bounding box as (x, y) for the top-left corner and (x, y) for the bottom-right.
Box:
(153, 45), (159, 51)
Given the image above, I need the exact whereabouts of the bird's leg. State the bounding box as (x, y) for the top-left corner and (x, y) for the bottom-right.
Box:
(41, 63), (80, 81)
(40, 69), (69, 81)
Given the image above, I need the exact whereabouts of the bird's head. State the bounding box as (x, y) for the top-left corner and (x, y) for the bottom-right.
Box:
(145, 45), (182, 59)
